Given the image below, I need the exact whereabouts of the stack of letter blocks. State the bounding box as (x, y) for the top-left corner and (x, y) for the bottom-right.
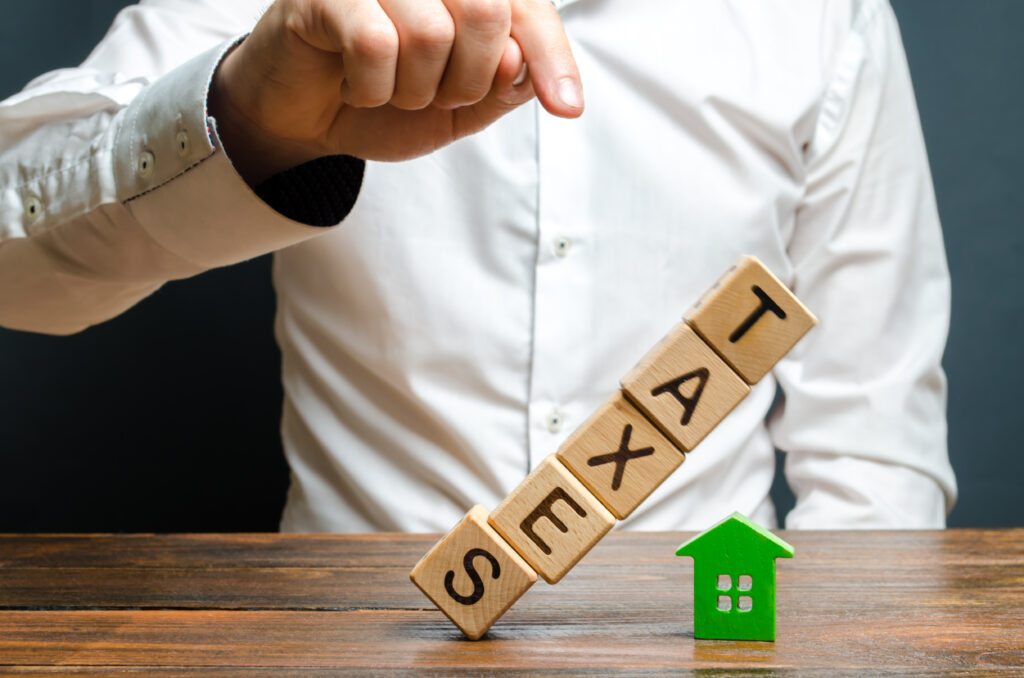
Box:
(410, 255), (817, 639)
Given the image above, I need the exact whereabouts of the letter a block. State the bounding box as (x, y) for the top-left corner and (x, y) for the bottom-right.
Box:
(686, 255), (817, 384)
(621, 321), (749, 452)
(557, 390), (684, 519)
(410, 505), (537, 640)
(489, 455), (615, 584)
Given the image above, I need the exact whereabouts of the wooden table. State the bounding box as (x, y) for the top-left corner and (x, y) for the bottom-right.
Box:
(1, 530), (1021, 675)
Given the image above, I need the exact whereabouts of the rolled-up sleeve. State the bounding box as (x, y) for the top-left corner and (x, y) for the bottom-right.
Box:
(771, 0), (957, 528)
(0, 2), (355, 335)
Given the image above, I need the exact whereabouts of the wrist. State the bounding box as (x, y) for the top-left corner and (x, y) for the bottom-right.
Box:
(208, 39), (323, 187)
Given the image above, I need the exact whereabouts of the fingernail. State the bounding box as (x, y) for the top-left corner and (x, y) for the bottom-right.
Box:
(513, 64), (528, 87)
(557, 77), (583, 110)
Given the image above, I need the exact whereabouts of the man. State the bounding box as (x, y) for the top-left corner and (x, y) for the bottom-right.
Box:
(0, 0), (956, 531)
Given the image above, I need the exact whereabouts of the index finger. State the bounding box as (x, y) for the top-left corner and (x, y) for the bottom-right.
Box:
(510, 0), (583, 118)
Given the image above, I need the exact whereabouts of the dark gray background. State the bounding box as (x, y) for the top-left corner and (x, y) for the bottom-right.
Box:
(1, 1), (1020, 531)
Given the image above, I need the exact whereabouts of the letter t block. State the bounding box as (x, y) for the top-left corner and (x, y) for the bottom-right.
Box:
(410, 505), (537, 640)
(686, 255), (817, 384)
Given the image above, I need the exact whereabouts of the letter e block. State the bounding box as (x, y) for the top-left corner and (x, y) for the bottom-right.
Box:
(489, 455), (615, 584)
(621, 321), (749, 452)
(557, 390), (684, 519)
(410, 505), (537, 640)
(686, 255), (817, 384)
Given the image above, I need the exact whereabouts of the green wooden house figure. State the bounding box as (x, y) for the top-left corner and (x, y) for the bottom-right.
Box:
(675, 512), (794, 641)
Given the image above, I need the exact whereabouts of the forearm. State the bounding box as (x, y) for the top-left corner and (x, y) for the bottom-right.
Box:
(0, 38), (359, 335)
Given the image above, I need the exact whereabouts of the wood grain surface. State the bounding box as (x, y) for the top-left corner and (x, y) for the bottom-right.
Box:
(1, 530), (1022, 675)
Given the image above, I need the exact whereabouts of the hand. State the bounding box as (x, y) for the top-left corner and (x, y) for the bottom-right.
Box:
(209, 0), (583, 185)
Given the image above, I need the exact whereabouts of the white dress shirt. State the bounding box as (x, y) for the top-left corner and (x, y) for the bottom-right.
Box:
(0, 0), (956, 531)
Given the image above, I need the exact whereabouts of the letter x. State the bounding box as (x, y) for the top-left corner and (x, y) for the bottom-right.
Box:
(587, 424), (655, 491)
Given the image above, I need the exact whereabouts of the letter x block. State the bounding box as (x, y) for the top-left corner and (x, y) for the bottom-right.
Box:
(489, 455), (615, 584)
(686, 255), (817, 384)
(557, 390), (683, 519)
(410, 505), (537, 640)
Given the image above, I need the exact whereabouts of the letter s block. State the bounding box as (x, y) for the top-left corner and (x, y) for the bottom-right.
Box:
(489, 455), (615, 584)
(410, 505), (537, 640)
(686, 255), (817, 384)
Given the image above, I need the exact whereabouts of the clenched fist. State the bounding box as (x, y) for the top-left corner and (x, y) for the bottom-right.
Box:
(209, 0), (582, 185)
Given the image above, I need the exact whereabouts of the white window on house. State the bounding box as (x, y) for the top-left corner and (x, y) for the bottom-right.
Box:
(717, 574), (732, 591)
(717, 595), (732, 611)
(738, 575), (752, 591)
(738, 596), (753, 611)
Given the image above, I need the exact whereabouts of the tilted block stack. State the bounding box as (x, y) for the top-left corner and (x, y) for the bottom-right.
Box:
(410, 255), (817, 639)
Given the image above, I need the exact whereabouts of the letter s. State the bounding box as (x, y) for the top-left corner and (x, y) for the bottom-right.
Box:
(444, 548), (501, 606)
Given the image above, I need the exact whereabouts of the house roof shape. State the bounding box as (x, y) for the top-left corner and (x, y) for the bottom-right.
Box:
(676, 511), (794, 561)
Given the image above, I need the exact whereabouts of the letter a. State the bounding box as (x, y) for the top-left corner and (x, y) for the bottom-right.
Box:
(651, 367), (709, 427)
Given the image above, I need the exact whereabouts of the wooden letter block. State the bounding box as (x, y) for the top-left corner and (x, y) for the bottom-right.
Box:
(489, 455), (615, 584)
(621, 321), (749, 452)
(410, 505), (537, 640)
(556, 390), (684, 519)
(686, 255), (817, 384)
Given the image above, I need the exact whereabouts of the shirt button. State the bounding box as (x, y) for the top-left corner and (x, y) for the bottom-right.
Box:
(176, 131), (191, 159)
(552, 236), (572, 258)
(545, 409), (566, 434)
(138, 150), (155, 179)
(24, 195), (43, 223)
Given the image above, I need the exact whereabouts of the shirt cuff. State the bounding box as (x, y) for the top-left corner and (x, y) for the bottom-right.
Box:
(113, 36), (363, 269)
(254, 154), (365, 227)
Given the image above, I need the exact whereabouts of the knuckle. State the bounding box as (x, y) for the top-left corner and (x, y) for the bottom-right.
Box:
(350, 89), (392, 108)
(343, 79), (393, 108)
(407, 14), (456, 53)
(457, 0), (511, 30)
(365, 91), (394, 107)
(390, 93), (433, 111)
(348, 21), (399, 60)
(512, 0), (559, 21)
(521, 0), (557, 11)
(438, 82), (490, 108)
